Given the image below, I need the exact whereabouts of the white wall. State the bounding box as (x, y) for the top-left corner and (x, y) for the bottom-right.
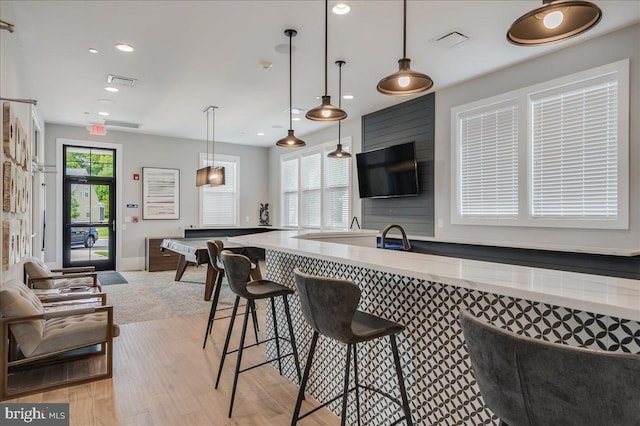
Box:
(268, 118), (362, 228)
(0, 1), (36, 282)
(44, 124), (269, 270)
(434, 24), (640, 252)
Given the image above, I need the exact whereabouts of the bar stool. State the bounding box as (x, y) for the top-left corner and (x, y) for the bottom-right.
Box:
(292, 270), (413, 426)
(202, 240), (259, 349)
(216, 252), (303, 418)
(460, 310), (640, 426)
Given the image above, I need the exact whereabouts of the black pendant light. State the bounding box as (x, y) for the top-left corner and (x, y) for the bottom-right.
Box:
(507, 0), (602, 46)
(305, 0), (347, 122)
(327, 60), (351, 159)
(196, 106), (213, 187)
(276, 29), (306, 148)
(377, 0), (433, 96)
(196, 106), (225, 187)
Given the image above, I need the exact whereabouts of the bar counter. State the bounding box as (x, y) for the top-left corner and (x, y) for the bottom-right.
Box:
(230, 230), (640, 425)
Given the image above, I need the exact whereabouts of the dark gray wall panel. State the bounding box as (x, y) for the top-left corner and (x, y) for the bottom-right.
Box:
(360, 93), (435, 235)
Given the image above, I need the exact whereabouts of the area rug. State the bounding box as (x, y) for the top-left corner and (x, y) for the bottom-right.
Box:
(103, 268), (235, 324)
(97, 271), (128, 285)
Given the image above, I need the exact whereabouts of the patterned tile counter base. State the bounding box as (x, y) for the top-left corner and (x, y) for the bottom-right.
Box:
(263, 250), (640, 426)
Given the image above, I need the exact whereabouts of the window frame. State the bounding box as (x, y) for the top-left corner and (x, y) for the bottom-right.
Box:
(451, 59), (629, 229)
(280, 137), (351, 230)
(198, 153), (240, 227)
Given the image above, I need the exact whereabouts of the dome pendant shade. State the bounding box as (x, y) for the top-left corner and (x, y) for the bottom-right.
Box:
(507, 0), (602, 46)
(209, 166), (225, 187)
(276, 129), (306, 147)
(377, 58), (433, 95)
(306, 95), (347, 121)
(327, 142), (351, 158)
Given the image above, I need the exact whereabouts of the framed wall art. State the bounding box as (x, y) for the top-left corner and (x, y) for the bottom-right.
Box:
(142, 167), (180, 220)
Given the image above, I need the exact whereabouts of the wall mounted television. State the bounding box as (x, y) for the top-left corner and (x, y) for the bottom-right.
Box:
(356, 141), (419, 199)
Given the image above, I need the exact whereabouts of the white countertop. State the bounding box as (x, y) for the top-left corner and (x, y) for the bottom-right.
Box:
(229, 230), (640, 322)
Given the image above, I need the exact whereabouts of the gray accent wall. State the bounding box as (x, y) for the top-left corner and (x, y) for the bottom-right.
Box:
(361, 94), (435, 236)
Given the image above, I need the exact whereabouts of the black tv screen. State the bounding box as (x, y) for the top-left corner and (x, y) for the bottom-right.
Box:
(356, 142), (419, 198)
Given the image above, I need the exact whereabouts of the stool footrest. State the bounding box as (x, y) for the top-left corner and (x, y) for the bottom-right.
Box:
(296, 386), (358, 421)
(239, 352), (297, 374)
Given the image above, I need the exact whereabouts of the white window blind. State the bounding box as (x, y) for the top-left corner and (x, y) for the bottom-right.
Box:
(280, 139), (351, 229)
(531, 75), (618, 218)
(459, 101), (518, 217)
(301, 153), (321, 227)
(325, 148), (350, 229)
(200, 157), (238, 226)
(281, 158), (299, 227)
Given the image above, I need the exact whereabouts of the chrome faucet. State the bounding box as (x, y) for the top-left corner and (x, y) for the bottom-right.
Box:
(380, 224), (412, 251)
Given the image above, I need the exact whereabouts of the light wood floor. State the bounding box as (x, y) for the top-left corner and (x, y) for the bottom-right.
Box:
(5, 302), (340, 425)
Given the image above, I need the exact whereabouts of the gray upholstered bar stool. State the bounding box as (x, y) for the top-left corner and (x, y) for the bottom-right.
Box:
(202, 240), (259, 349)
(460, 310), (640, 426)
(292, 270), (413, 426)
(216, 252), (302, 418)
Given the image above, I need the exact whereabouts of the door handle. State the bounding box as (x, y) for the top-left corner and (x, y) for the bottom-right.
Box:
(112, 221), (116, 232)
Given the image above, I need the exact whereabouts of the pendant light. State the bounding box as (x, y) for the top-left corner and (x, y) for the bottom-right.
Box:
(196, 106), (225, 187)
(196, 106), (213, 187)
(327, 60), (351, 158)
(377, 0), (433, 96)
(207, 106), (225, 186)
(305, 0), (347, 122)
(276, 29), (306, 148)
(507, 0), (602, 46)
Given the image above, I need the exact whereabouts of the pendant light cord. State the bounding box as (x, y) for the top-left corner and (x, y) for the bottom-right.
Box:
(211, 107), (215, 164)
(324, 0), (328, 96)
(289, 31), (293, 130)
(403, 0), (407, 58)
(338, 61), (342, 143)
(206, 107), (210, 164)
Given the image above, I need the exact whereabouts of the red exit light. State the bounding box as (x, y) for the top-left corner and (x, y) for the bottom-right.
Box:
(89, 124), (107, 136)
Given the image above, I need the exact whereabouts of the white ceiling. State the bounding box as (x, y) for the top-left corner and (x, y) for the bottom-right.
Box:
(5, 1), (640, 147)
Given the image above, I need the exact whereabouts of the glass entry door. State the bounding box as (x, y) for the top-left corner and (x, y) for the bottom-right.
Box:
(62, 146), (116, 271)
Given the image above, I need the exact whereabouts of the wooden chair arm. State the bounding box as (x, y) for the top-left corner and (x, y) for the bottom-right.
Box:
(41, 292), (107, 306)
(50, 266), (96, 273)
(28, 272), (98, 286)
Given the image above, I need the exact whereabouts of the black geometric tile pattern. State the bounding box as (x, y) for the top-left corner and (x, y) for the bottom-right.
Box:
(263, 250), (640, 425)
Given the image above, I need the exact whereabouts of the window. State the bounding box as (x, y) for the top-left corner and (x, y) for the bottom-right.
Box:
(452, 59), (629, 229)
(199, 154), (239, 227)
(280, 138), (351, 229)
(458, 100), (519, 218)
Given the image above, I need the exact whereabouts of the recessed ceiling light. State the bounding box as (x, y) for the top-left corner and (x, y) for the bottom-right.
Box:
(98, 111), (110, 116)
(343, 95), (354, 100)
(115, 43), (134, 53)
(88, 48), (98, 54)
(105, 87), (119, 93)
(292, 117), (301, 121)
(332, 3), (351, 15)
(257, 132), (265, 136)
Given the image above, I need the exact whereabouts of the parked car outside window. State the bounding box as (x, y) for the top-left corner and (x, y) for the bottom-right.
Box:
(70, 226), (99, 248)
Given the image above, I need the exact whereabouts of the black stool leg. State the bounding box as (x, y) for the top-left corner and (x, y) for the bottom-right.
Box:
(203, 271), (224, 349)
(270, 297), (283, 375)
(229, 301), (251, 418)
(341, 343), (352, 426)
(353, 344), (361, 426)
(390, 334), (413, 426)
(291, 331), (319, 426)
(283, 295), (302, 383)
(250, 300), (260, 343)
(215, 296), (240, 389)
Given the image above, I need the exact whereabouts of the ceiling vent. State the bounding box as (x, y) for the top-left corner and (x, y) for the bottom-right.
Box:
(107, 74), (137, 86)
(433, 31), (469, 48)
(103, 119), (140, 129)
